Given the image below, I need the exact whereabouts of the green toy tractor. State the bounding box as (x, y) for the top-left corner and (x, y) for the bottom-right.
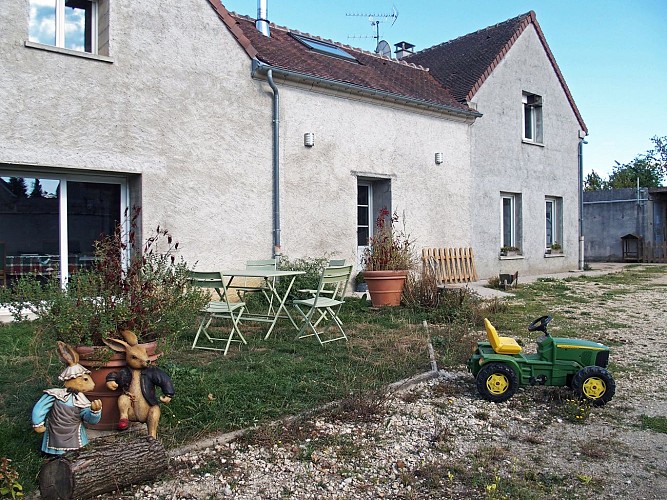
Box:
(467, 316), (615, 405)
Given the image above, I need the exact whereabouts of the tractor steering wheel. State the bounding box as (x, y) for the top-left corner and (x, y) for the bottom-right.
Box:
(528, 315), (553, 335)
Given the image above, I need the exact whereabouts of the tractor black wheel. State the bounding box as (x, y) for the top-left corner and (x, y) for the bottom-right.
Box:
(476, 363), (518, 403)
(571, 366), (615, 406)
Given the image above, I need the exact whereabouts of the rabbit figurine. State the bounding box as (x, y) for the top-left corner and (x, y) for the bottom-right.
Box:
(103, 330), (174, 439)
(32, 342), (102, 455)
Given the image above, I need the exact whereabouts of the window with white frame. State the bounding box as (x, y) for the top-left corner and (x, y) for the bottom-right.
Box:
(522, 92), (543, 144)
(0, 169), (127, 287)
(28, 0), (109, 55)
(500, 192), (522, 252)
(357, 178), (391, 268)
(545, 197), (563, 250)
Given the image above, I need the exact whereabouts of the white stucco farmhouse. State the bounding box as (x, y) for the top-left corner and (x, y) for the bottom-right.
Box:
(0, 1), (586, 285)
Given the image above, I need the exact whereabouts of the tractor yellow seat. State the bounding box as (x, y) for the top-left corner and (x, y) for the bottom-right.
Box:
(484, 318), (522, 354)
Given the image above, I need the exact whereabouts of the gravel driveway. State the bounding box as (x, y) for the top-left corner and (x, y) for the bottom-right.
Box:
(123, 266), (667, 499)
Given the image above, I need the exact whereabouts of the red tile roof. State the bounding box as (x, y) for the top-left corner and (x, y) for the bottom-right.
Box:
(406, 11), (587, 133)
(205, 0), (476, 116)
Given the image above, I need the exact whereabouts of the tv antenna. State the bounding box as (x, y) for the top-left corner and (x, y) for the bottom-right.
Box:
(346, 5), (398, 54)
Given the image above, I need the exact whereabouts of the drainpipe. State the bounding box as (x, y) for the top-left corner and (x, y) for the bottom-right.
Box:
(266, 69), (281, 258)
(578, 135), (586, 270)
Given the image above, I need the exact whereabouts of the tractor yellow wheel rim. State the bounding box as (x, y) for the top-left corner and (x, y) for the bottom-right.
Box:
(486, 373), (509, 395)
(582, 377), (606, 399)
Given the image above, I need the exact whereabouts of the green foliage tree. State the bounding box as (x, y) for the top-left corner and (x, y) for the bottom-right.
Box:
(7, 177), (27, 197)
(584, 170), (605, 191)
(29, 178), (44, 198)
(648, 135), (666, 173)
(585, 136), (666, 190)
(607, 157), (664, 189)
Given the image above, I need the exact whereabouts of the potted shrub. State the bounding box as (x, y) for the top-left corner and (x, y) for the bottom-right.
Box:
(500, 246), (520, 257)
(548, 242), (562, 254)
(354, 272), (368, 293)
(2, 208), (208, 429)
(362, 207), (414, 306)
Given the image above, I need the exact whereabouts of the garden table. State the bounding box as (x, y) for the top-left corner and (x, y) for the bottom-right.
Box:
(219, 269), (305, 339)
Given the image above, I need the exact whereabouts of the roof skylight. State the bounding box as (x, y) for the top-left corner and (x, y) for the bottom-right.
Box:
(291, 33), (358, 62)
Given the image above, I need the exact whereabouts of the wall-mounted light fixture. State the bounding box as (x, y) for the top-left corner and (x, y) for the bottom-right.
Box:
(434, 152), (444, 165)
(304, 132), (315, 147)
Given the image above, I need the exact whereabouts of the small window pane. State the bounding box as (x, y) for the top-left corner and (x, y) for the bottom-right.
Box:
(292, 33), (358, 62)
(357, 184), (369, 205)
(357, 227), (369, 246)
(65, 0), (93, 53)
(524, 104), (533, 140)
(545, 201), (554, 246)
(29, 0), (57, 46)
(357, 206), (369, 226)
(67, 181), (121, 272)
(502, 197), (513, 247)
(535, 105), (543, 143)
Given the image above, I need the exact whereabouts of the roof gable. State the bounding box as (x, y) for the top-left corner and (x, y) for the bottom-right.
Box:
(204, 0), (475, 116)
(406, 11), (587, 132)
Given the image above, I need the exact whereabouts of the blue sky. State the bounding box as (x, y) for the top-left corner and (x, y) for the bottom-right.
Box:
(221, 0), (666, 178)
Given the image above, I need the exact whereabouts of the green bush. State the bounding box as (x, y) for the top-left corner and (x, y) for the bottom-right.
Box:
(0, 209), (207, 347)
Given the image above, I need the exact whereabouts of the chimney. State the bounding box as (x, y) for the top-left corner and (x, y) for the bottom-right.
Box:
(256, 0), (270, 37)
(394, 41), (415, 60)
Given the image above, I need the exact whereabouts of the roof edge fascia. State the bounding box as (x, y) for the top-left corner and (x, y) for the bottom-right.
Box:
(206, 0), (259, 59)
(252, 60), (482, 120)
(466, 11), (587, 133)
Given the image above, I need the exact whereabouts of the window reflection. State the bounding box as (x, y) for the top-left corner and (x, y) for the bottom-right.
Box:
(0, 176), (60, 285)
(29, 0), (57, 47)
(0, 176), (122, 285)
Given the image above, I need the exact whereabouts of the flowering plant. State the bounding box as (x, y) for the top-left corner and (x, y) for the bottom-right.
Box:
(2, 208), (207, 347)
(362, 208), (415, 271)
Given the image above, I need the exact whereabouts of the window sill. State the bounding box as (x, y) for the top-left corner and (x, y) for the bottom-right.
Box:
(499, 255), (524, 260)
(544, 253), (565, 258)
(25, 41), (113, 63)
(521, 139), (544, 147)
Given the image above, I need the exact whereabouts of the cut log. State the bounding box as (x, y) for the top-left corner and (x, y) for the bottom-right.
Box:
(38, 432), (168, 499)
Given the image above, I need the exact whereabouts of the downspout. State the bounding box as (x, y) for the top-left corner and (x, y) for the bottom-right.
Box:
(578, 136), (586, 270)
(266, 69), (281, 258)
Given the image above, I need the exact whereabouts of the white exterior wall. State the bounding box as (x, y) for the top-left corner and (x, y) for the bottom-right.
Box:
(1, 0), (472, 271)
(274, 81), (472, 265)
(470, 25), (582, 279)
(1, 0), (274, 270)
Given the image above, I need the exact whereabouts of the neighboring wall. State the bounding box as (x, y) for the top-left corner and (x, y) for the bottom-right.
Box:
(583, 187), (651, 261)
(469, 25), (582, 279)
(1, 0), (473, 270)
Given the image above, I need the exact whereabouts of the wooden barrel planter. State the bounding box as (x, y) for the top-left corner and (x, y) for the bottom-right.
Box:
(363, 270), (408, 307)
(75, 342), (160, 431)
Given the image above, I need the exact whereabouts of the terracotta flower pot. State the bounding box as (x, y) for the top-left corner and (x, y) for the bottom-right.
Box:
(363, 270), (408, 307)
(76, 342), (161, 431)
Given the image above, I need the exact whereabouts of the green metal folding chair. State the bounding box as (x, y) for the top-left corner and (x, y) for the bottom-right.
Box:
(188, 271), (246, 355)
(235, 259), (278, 314)
(297, 259), (346, 298)
(293, 265), (353, 345)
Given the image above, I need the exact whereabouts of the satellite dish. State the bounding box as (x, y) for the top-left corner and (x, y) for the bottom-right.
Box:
(376, 40), (391, 57)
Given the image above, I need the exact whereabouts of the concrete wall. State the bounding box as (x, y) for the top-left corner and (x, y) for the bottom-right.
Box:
(1, 0), (472, 272)
(469, 25), (583, 279)
(583, 188), (650, 261)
